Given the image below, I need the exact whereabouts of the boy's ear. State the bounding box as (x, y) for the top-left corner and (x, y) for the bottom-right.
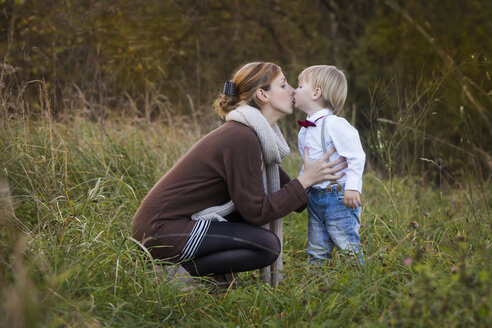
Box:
(312, 87), (323, 101)
(256, 88), (269, 103)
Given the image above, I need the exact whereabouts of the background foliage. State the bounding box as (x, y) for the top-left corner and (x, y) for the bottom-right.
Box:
(2, 0), (491, 180)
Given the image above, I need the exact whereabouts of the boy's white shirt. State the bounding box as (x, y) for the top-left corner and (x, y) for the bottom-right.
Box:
(298, 108), (365, 193)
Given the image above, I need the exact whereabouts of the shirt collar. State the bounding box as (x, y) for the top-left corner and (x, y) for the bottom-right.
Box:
(306, 108), (333, 122)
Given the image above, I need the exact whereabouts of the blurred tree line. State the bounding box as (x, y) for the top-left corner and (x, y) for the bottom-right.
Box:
(1, 0), (491, 181)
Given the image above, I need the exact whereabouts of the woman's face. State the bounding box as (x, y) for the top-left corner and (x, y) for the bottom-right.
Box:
(263, 72), (295, 116)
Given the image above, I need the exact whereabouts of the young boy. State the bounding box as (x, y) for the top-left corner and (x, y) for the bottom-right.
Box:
(294, 65), (365, 265)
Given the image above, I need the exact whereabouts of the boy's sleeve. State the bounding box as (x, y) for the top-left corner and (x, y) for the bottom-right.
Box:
(327, 117), (365, 193)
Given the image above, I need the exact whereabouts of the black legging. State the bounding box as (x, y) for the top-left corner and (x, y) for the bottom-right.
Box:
(181, 221), (281, 276)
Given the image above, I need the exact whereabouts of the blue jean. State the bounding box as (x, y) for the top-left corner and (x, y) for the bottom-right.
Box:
(307, 185), (364, 265)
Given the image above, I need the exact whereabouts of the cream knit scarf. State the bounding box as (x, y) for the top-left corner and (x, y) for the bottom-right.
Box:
(191, 103), (290, 221)
(191, 103), (289, 286)
(227, 103), (290, 193)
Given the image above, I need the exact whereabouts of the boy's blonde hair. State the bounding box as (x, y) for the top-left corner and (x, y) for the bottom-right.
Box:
(298, 65), (347, 114)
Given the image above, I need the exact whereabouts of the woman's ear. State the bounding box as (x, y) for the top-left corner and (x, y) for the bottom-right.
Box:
(256, 88), (269, 103)
(312, 88), (322, 101)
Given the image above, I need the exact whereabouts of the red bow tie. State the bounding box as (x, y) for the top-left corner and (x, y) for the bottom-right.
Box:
(297, 119), (317, 128)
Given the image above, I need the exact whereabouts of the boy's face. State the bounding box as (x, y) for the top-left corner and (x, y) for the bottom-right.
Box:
(294, 78), (316, 113)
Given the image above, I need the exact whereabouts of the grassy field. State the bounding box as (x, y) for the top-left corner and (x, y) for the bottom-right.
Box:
(1, 116), (491, 327)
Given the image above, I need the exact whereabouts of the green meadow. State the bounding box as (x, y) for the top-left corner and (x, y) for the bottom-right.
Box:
(1, 116), (490, 327)
(1, 0), (491, 326)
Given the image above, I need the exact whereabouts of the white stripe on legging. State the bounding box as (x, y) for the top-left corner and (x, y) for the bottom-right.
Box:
(179, 220), (211, 261)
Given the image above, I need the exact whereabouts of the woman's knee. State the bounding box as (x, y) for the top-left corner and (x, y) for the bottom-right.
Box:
(262, 231), (281, 263)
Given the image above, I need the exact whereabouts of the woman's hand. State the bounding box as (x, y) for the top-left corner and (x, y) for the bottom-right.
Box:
(297, 147), (347, 189)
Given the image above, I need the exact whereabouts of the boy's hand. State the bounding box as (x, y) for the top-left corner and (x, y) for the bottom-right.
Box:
(344, 190), (361, 209)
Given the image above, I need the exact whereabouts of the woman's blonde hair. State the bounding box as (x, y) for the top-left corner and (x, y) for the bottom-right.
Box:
(298, 65), (347, 114)
(215, 62), (281, 118)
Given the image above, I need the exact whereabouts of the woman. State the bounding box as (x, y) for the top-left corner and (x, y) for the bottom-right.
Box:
(132, 62), (346, 282)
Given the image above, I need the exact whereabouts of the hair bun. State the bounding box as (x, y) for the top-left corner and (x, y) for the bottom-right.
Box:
(214, 62), (281, 118)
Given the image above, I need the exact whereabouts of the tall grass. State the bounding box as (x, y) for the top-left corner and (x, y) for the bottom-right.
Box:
(362, 68), (491, 188)
(1, 83), (491, 327)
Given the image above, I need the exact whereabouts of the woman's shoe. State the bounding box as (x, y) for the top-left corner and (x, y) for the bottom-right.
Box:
(154, 264), (201, 290)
